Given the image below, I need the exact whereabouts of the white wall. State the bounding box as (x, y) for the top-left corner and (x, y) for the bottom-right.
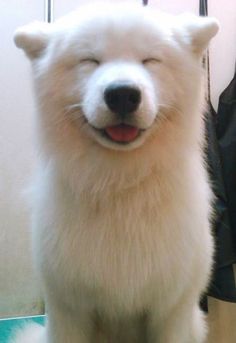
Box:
(209, 1), (236, 109)
(0, 0), (45, 317)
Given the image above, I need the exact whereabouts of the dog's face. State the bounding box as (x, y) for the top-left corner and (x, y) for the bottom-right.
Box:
(14, 2), (218, 153)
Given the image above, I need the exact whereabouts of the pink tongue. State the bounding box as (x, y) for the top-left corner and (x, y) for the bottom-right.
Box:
(105, 124), (139, 143)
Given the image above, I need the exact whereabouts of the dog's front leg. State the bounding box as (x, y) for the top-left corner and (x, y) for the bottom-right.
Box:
(148, 302), (207, 343)
(45, 298), (93, 343)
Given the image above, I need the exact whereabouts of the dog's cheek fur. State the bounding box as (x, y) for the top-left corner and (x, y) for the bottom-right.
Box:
(30, 53), (94, 158)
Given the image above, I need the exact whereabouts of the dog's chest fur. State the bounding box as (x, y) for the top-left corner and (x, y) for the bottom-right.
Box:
(35, 161), (207, 318)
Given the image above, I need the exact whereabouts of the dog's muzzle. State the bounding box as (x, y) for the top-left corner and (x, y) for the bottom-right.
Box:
(101, 83), (142, 143)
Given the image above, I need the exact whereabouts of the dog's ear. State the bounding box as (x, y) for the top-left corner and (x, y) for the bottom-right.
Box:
(175, 14), (219, 56)
(14, 21), (51, 59)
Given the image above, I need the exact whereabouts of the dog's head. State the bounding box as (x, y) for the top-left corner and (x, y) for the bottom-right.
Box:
(14, 2), (218, 154)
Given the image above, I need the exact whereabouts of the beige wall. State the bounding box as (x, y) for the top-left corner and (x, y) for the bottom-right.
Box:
(0, 1), (236, 341)
(209, 0), (236, 109)
(0, 0), (45, 317)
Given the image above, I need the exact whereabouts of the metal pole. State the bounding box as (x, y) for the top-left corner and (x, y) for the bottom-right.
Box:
(45, 0), (54, 23)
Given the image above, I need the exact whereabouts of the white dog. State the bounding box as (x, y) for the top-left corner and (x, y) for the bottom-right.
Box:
(13, 1), (218, 342)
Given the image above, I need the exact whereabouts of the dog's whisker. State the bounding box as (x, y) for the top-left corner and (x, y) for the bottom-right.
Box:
(158, 103), (184, 117)
(66, 103), (83, 110)
(64, 103), (83, 114)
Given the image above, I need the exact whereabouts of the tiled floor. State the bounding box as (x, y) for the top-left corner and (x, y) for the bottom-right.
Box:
(0, 316), (45, 343)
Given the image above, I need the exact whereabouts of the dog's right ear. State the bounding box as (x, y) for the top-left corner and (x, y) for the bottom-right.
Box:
(14, 21), (50, 59)
(174, 14), (219, 56)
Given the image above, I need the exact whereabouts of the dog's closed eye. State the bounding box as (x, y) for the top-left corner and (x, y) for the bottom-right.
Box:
(79, 58), (100, 66)
(142, 58), (162, 65)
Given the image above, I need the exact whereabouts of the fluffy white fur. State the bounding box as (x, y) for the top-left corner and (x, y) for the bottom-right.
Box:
(11, 324), (44, 343)
(13, 1), (218, 342)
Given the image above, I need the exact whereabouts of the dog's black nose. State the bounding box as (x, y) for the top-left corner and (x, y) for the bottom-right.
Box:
(104, 83), (141, 116)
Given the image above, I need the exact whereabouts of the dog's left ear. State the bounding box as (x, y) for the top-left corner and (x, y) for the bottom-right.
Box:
(14, 21), (51, 59)
(175, 14), (219, 56)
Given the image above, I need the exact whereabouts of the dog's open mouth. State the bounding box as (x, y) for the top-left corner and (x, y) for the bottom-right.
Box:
(88, 122), (147, 148)
(103, 124), (141, 143)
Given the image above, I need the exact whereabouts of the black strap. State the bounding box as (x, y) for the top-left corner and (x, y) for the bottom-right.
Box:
(46, 0), (53, 23)
(199, 0), (208, 16)
(199, 0), (211, 102)
(143, 0), (148, 5)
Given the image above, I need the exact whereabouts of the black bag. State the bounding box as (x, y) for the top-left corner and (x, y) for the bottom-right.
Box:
(217, 71), (236, 248)
(200, 0), (236, 302)
(210, 70), (236, 302)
